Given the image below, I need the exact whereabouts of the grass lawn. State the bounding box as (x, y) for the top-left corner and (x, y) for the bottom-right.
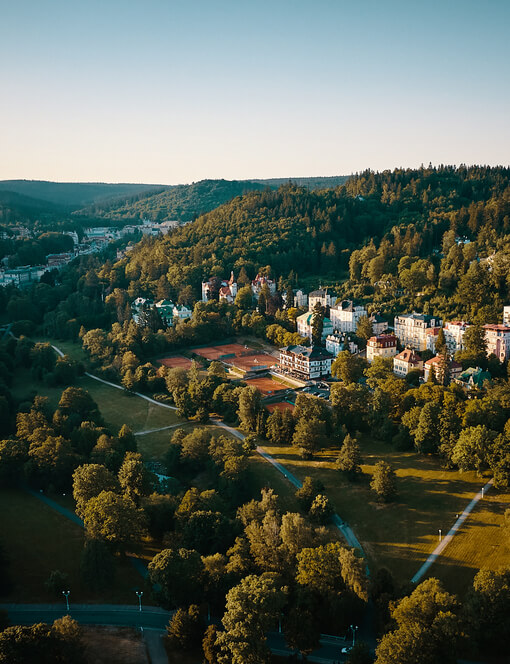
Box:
(257, 438), (510, 595)
(0, 489), (142, 604)
(11, 370), (183, 435)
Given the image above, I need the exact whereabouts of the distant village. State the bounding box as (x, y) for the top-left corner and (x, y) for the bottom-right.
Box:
(0, 218), (180, 287)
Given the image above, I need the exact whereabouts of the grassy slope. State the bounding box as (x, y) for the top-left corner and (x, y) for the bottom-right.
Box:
(0, 489), (141, 603)
(258, 439), (510, 595)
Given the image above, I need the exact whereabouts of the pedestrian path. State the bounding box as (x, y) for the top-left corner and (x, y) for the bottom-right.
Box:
(411, 478), (494, 583)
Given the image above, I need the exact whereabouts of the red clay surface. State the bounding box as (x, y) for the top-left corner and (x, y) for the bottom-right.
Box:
(244, 376), (287, 395)
(157, 356), (193, 369)
(266, 401), (295, 413)
(192, 343), (247, 360)
(224, 352), (277, 372)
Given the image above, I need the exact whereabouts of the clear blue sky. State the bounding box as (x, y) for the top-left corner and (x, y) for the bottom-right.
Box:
(1, 0), (509, 183)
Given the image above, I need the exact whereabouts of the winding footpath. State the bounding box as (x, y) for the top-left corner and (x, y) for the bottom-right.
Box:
(51, 343), (491, 580)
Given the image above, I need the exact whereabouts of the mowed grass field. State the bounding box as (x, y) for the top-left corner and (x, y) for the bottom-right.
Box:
(258, 439), (510, 595)
(0, 489), (142, 604)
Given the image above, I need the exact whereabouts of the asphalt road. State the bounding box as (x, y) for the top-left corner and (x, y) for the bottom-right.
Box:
(0, 604), (355, 662)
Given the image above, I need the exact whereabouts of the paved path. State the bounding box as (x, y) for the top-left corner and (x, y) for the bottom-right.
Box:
(51, 345), (364, 555)
(134, 424), (183, 436)
(411, 478), (494, 583)
(212, 420), (365, 554)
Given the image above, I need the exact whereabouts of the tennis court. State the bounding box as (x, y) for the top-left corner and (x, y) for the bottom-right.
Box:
(244, 376), (287, 396)
(192, 343), (248, 360)
(266, 401), (295, 413)
(157, 356), (193, 369)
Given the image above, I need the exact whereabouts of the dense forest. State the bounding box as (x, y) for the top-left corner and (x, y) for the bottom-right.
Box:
(118, 165), (510, 322)
(75, 179), (270, 223)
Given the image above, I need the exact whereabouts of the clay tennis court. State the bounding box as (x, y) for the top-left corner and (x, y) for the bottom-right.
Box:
(224, 352), (277, 372)
(244, 376), (287, 395)
(266, 401), (295, 413)
(157, 355), (193, 369)
(192, 343), (248, 360)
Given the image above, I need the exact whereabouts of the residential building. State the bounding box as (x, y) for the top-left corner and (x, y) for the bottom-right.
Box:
(369, 312), (388, 335)
(425, 327), (442, 354)
(394, 313), (443, 351)
(0, 265), (46, 287)
(325, 332), (359, 357)
(454, 366), (491, 390)
(503, 306), (510, 325)
(443, 321), (470, 354)
(423, 355), (463, 383)
(366, 334), (398, 363)
(202, 273), (238, 302)
(251, 274), (276, 300)
(483, 324), (510, 362)
(330, 300), (368, 333)
(155, 299), (175, 324)
(173, 303), (192, 320)
(278, 345), (334, 380)
(293, 289), (308, 308)
(393, 349), (423, 377)
(308, 288), (335, 309)
(131, 297), (153, 324)
(46, 253), (74, 267)
(296, 312), (333, 341)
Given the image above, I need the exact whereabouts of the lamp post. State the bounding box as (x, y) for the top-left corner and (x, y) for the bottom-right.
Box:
(439, 528), (442, 542)
(62, 590), (70, 612)
(136, 591), (143, 612)
(350, 624), (358, 647)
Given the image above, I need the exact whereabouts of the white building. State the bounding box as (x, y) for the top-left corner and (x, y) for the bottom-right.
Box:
(173, 303), (192, 321)
(296, 312), (333, 341)
(393, 349), (423, 377)
(366, 334), (398, 363)
(503, 306), (510, 325)
(279, 345), (334, 380)
(443, 321), (470, 354)
(484, 324), (510, 362)
(325, 332), (359, 357)
(330, 300), (368, 333)
(369, 312), (389, 335)
(294, 289), (308, 308)
(202, 273), (238, 302)
(394, 313), (442, 351)
(251, 274), (276, 300)
(308, 288), (335, 310)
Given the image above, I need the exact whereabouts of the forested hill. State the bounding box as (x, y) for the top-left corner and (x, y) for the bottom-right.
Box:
(249, 175), (349, 189)
(76, 179), (270, 223)
(120, 166), (510, 313)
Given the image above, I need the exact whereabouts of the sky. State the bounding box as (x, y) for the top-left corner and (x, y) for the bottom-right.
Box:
(1, 0), (509, 184)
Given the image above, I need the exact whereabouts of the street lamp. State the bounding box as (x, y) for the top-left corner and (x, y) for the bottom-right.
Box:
(439, 528), (442, 542)
(62, 590), (70, 612)
(350, 624), (358, 647)
(135, 591), (143, 612)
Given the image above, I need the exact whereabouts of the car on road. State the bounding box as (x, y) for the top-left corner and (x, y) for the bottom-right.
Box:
(341, 646), (352, 654)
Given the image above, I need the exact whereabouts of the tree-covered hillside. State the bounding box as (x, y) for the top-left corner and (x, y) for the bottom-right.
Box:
(76, 179), (270, 223)
(120, 165), (510, 319)
(0, 180), (164, 208)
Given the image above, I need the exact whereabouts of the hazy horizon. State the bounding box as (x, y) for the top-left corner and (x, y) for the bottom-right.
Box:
(2, 0), (509, 183)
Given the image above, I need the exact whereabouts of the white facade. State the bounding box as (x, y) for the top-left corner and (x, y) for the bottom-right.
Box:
(294, 289), (308, 307)
(393, 349), (423, 377)
(503, 306), (510, 325)
(443, 321), (470, 354)
(394, 313), (442, 351)
(279, 345), (334, 379)
(296, 313), (333, 341)
(369, 313), (388, 336)
(308, 289), (335, 310)
(484, 325), (510, 362)
(251, 274), (276, 300)
(173, 304), (192, 320)
(325, 333), (359, 357)
(330, 300), (368, 333)
(202, 273), (238, 302)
